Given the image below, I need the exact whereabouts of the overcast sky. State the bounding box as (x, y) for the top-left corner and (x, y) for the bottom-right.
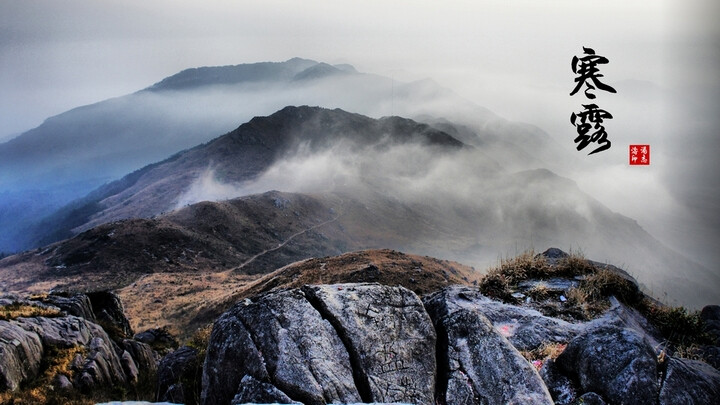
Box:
(1, 0), (715, 137)
(1, 0), (718, 267)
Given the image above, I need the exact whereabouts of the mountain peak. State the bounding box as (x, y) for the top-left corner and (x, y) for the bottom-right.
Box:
(147, 58), (320, 91)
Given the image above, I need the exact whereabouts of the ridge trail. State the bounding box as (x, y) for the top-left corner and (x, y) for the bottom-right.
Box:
(227, 197), (345, 274)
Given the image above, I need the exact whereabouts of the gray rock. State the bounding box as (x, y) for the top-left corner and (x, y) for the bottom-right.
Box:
(659, 357), (720, 404)
(231, 375), (301, 404)
(202, 288), (361, 405)
(518, 278), (580, 293)
(76, 335), (128, 389)
(425, 286), (578, 351)
(574, 392), (606, 405)
(35, 292), (96, 321)
(556, 325), (659, 405)
(304, 283), (436, 404)
(162, 383), (188, 404)
(541, 247), (570, 260)
(14, 315), (130, 391)
(0, 320), (43, 391)
(122, 339), (158, 375)
(88, 291), (133, 339)
(700, 305), (720, 322)
(15, 315), (101, 348)
(236, 289), (360, 404)
(134, 328), (179, 352)
(52, 373), (73, 391)
(157, 346), (199, 404)
(589, 297), (665, 353)
(701, 305), (720, 345)
(121, 350), (139, 383)
(201, 307), (268, 405)
(425, 289), (554, 405)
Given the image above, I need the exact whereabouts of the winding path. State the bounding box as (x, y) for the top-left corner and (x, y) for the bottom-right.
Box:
(229, 200), (344, 273)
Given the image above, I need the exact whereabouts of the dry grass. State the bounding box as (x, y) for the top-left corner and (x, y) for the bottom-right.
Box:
(187, 324), (212, 356)
(556, 253), (597, 277)
(527, 283), (551, 301)
(478, 250), (598, 302)
(0, 345), (92, 405)
(521, 342), (568, 370)
(0, 303), (63, 321)
(581, 269), (639, 303)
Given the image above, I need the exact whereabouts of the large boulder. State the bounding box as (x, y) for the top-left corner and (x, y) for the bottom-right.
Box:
(659, 357), (720, 404)
(424, 288), (554, 405)
(303, 283), (436, 404)
(157, 346), (200, 404)
(202, 288), (361, 405)
(0, 320), (43, 391)
(121, 339), (158, 375)
(555, 324), (659, 405)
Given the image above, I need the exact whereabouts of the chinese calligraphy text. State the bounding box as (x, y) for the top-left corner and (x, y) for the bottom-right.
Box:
(570, 47), (615, 155)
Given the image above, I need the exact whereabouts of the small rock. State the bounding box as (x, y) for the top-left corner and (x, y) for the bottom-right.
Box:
(231, 375), (301, 404)
(52, 373), (73, 391)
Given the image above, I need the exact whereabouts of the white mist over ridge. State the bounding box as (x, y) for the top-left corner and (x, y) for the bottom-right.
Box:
(171, 135), (718, 308)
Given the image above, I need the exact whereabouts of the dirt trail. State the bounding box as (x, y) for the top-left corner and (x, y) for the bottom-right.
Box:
(227, 209), (343, 273)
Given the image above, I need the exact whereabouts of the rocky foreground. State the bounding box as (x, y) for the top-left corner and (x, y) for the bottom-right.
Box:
(1, 249), (719, 404)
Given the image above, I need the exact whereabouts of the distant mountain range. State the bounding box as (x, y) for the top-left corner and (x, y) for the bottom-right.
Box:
(0, 58), (566, 254)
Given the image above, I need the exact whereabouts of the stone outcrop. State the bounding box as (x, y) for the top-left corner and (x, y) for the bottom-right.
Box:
(3, 257), (720, 405)
(0, 320), (43, 391)
(424, 288), (554, 405)
(424, 286), (579, 351)
(303, 284), (436, 404)
(0, 291), (158, 400)
(33, 292), (96, 321)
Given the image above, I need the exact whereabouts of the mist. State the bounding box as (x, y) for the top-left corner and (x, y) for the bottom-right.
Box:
(172, 130), (719, 308)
